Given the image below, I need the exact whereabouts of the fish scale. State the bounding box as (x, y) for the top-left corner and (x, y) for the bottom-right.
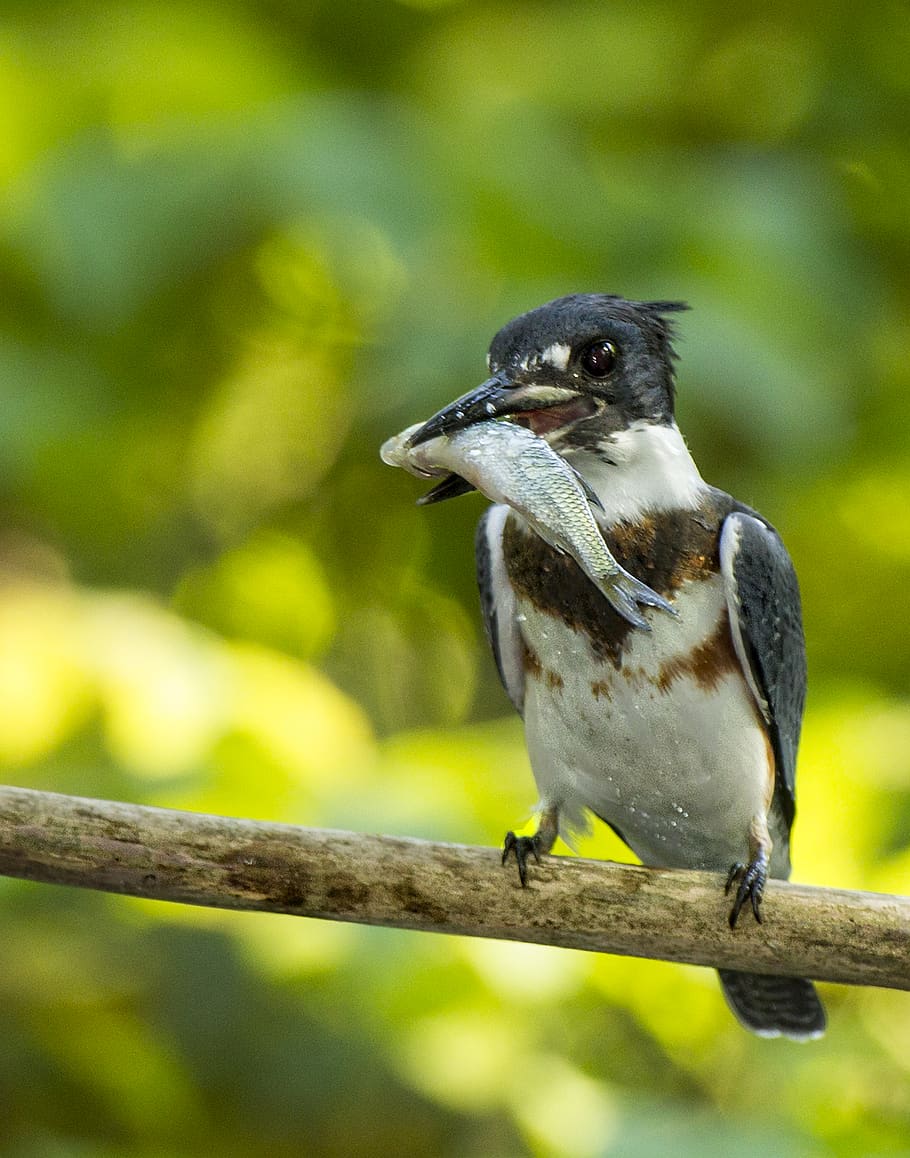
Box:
(380, 418), (674, 630)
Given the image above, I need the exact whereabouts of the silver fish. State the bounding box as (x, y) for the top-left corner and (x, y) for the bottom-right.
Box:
(381, 420), (675, 629)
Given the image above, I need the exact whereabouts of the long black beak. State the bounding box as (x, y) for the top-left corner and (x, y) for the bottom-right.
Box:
(406, 373), (522, 448)
(415, 472), (476, 506)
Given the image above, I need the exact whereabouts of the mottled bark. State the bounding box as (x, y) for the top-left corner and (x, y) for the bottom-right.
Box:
(0, 785), (906, 989)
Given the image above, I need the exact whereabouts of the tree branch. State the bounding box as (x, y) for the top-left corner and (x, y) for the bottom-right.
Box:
(0, 785), (906, 989)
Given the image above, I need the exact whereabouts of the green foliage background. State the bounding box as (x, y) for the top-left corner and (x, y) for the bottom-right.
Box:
(1, 1), (909, 1154)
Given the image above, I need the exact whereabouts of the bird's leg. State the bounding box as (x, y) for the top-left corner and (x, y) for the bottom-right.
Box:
(502, 804), (560, 887)
(725, 814), (773, 928)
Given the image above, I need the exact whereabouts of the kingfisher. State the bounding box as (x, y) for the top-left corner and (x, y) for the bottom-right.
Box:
(406, 293), (826, 1039)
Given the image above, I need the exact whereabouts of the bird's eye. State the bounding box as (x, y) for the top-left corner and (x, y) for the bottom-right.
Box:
(580, 340), (617, 378)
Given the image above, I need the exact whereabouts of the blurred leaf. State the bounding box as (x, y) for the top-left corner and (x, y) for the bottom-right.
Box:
(0, 586), (91, 766)
(189, 335), (352, 537)
(227, 640), (373, 785)
(0, 340), (112, 475)
(327, 586), (477, 735)
(691, 25), (820, 142)
(174, 531), (336, 659)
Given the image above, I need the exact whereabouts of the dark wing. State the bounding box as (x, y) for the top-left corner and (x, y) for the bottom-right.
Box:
(720, 511), (806, 828)
(475, 504), (526, 714)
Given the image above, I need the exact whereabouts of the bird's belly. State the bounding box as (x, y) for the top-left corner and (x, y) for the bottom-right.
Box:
(518, 577), (778, 873)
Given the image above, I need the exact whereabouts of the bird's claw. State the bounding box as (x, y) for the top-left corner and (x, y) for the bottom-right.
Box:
(502, 830), (544, 887)
(725, 852), (768, 928)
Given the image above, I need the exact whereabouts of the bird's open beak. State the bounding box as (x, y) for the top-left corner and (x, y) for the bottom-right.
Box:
(406, 373), (583, 448)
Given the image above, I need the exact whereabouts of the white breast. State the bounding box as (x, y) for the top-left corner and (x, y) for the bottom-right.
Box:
(517, 575), (782, 874)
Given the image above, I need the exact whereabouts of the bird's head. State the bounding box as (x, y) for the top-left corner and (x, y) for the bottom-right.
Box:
(407, 294), (688, 454)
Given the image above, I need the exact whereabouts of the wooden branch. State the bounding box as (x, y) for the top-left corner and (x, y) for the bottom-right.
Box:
(0, 785), (906, 989)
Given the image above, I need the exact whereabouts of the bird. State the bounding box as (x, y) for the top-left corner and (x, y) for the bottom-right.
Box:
(406, 293), (826, 1039)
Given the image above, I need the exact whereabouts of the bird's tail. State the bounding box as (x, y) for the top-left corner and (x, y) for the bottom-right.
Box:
(718, 969), (826, 1040)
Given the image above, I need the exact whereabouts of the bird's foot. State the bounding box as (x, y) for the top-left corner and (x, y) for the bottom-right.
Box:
(725, 849), (769, 928)
(502, 806), (560, 887)
(502, 831), (546, 887)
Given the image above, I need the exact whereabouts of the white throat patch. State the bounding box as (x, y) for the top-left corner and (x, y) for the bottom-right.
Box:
(568, 420), (707, 526)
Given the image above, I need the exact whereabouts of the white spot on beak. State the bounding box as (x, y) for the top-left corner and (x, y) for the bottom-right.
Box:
(541, 342), (571, 371)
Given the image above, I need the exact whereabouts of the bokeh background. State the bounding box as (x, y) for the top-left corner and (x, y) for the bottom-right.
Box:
(1, 1), (909, 1155)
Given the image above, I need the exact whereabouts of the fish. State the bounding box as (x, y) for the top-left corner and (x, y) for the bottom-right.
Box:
(380, 419), (675, 629)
